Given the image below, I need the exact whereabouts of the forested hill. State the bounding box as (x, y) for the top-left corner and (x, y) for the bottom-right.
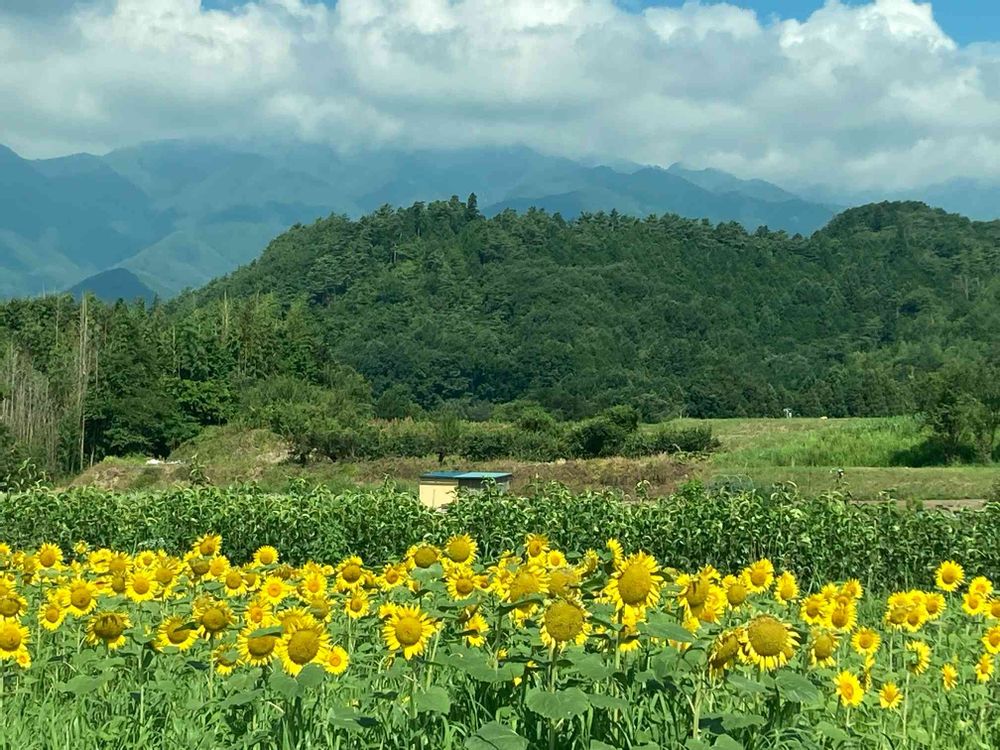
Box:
(182, 198), (999, 417)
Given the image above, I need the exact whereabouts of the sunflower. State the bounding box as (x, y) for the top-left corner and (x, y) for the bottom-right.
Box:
(207, 555), (231, 580)
(924, 592), (946, 620)
(902, 604), (928, 633)
(941, 662), (958, 691)
(305, 594), (333, 622)
(221, 569), (248, 598)
(460, 612), (489, 647)
(826, 602), (857, 633)
(545, 549), (568, 570)
(723, 573), (750, 608)
(809, 630), (839, 668)
(407, 545), (440, 571)
(194, 533), (222, 557)
(323, 645), (350, 675)
(739, 615), (799, 671)
(155, 616), (199, 652)
(38, 594), (68, 632)
(987, 598), (1000, 621)
(969, 576), (994, 598)
(605, 552), (663, 617)
(65, 579), (99, 617)
(578, 549), (601, 576)
(153, 558), (179, 589)
(975, 652), (994, 683)
(133, 549), (158, 569)
(382, 604), (438, 660)
(525, 534), (549, 561)
(708, 629), (742, 678)
(298, 570), (328, 599)
(605, 538), (624, 567)
(744, 559), (775, 593)
(194, 596), (234, 639)
(379, 563), (409, 591)
(344, 592), (370, 620)
(879, 682), (902, 710)
(540, 600), (589, 649)
(253, 546), (280, 568)
(260, 575), (293, 606)
(841, 579), (863, 601)
(834, 670), (864, 707)
(503, 564), (550, 623)
(983, 626), (1000, 655)
(0, 619), (29, 661)
(676, 566), (719, 619)
(935, 561), (964, 592)
(774, 571), (799, 605)
(37, 542), (64, 570)
(548, 567), (581, 599)
(851, 628), (881, 657)
(125, 570), (158, 603)
(243, 565), (264, 591)
(187, 555), (211, 580)
(85, 611), (132, 650)
(905, 640), (931, 675)
(0, 590), (28, 620)
(444, 534), (477, 564)
(244, 598), (272, 627)
(276, 617), (329, 676)
(963, 591), (987, 617)
(237, 621), (280, 666)
(212, 644), (239, 676)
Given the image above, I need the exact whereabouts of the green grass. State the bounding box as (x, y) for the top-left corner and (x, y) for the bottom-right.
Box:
(649, 416), (995, 502)
(660, 416), (926, 467)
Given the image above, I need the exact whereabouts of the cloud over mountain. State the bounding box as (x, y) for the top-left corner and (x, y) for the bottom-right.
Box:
(2, 0), (999, 190)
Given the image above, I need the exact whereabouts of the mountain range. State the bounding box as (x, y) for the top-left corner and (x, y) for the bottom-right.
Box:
(2, 139), (999, 302)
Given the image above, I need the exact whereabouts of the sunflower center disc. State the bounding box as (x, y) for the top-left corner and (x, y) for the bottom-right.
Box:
(618, 565), (652, 606)
(287, 630), (321, 664)
(747, 617), (786, 657)
(395, 617), (423, 646)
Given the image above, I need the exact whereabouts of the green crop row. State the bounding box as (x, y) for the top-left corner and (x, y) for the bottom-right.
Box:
(1, 482), (997, 591)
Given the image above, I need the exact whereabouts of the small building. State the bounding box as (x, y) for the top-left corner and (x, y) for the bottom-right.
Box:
(418, 471), (512, 509)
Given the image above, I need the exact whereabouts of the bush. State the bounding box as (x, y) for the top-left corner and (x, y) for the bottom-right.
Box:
(565, 417), (630, 458)
(622, 425), (720, 457)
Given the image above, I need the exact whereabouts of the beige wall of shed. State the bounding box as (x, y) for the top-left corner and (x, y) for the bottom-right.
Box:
(418, 479), (458, 509)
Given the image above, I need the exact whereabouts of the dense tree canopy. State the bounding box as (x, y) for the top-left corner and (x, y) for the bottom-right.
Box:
(1, 198), (998, 474)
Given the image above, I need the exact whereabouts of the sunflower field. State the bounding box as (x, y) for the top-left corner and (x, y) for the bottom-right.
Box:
(0, 528), (999, 749)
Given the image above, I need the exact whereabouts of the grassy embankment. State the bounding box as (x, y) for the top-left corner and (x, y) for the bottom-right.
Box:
(675, 416), (997, 505)
(70, 416), (998, 504)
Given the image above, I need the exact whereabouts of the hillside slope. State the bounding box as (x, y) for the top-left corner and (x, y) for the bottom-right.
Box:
(185, 199), (1000, 418)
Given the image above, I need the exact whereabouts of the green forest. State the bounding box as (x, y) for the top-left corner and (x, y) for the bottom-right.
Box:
(1, 198), (998, 481)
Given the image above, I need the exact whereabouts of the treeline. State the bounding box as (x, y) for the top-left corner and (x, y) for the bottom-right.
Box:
(1, 198), (998, 478)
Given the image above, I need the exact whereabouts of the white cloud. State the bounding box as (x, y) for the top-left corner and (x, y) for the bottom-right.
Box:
(0, 0), (997, 191)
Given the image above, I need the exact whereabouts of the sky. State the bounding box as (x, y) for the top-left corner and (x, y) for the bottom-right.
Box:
(2, 0), (1000, 191)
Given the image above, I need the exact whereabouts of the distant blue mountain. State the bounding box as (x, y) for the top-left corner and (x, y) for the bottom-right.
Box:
(4, 139), (994, 300)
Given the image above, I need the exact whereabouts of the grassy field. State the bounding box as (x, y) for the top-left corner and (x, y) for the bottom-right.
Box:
(70, 418), (998, 504)
(659, 416), (997, 503)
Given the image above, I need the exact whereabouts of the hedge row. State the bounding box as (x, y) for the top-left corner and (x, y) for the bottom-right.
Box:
(275, 412), (719, 463)
(1, 482), (997, 591)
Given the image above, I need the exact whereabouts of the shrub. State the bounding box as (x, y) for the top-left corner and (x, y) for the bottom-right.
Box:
(622, 425), (720, 456)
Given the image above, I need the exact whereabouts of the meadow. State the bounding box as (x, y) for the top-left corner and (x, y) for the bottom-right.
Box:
(72, 417), (999, 506)
(0, 482), (999, 748)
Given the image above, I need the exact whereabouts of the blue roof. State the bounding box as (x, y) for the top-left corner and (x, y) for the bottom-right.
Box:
(420, 471), (512, 480)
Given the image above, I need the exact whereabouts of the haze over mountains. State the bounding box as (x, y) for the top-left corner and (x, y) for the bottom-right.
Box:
(2, 139), (999, 302)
